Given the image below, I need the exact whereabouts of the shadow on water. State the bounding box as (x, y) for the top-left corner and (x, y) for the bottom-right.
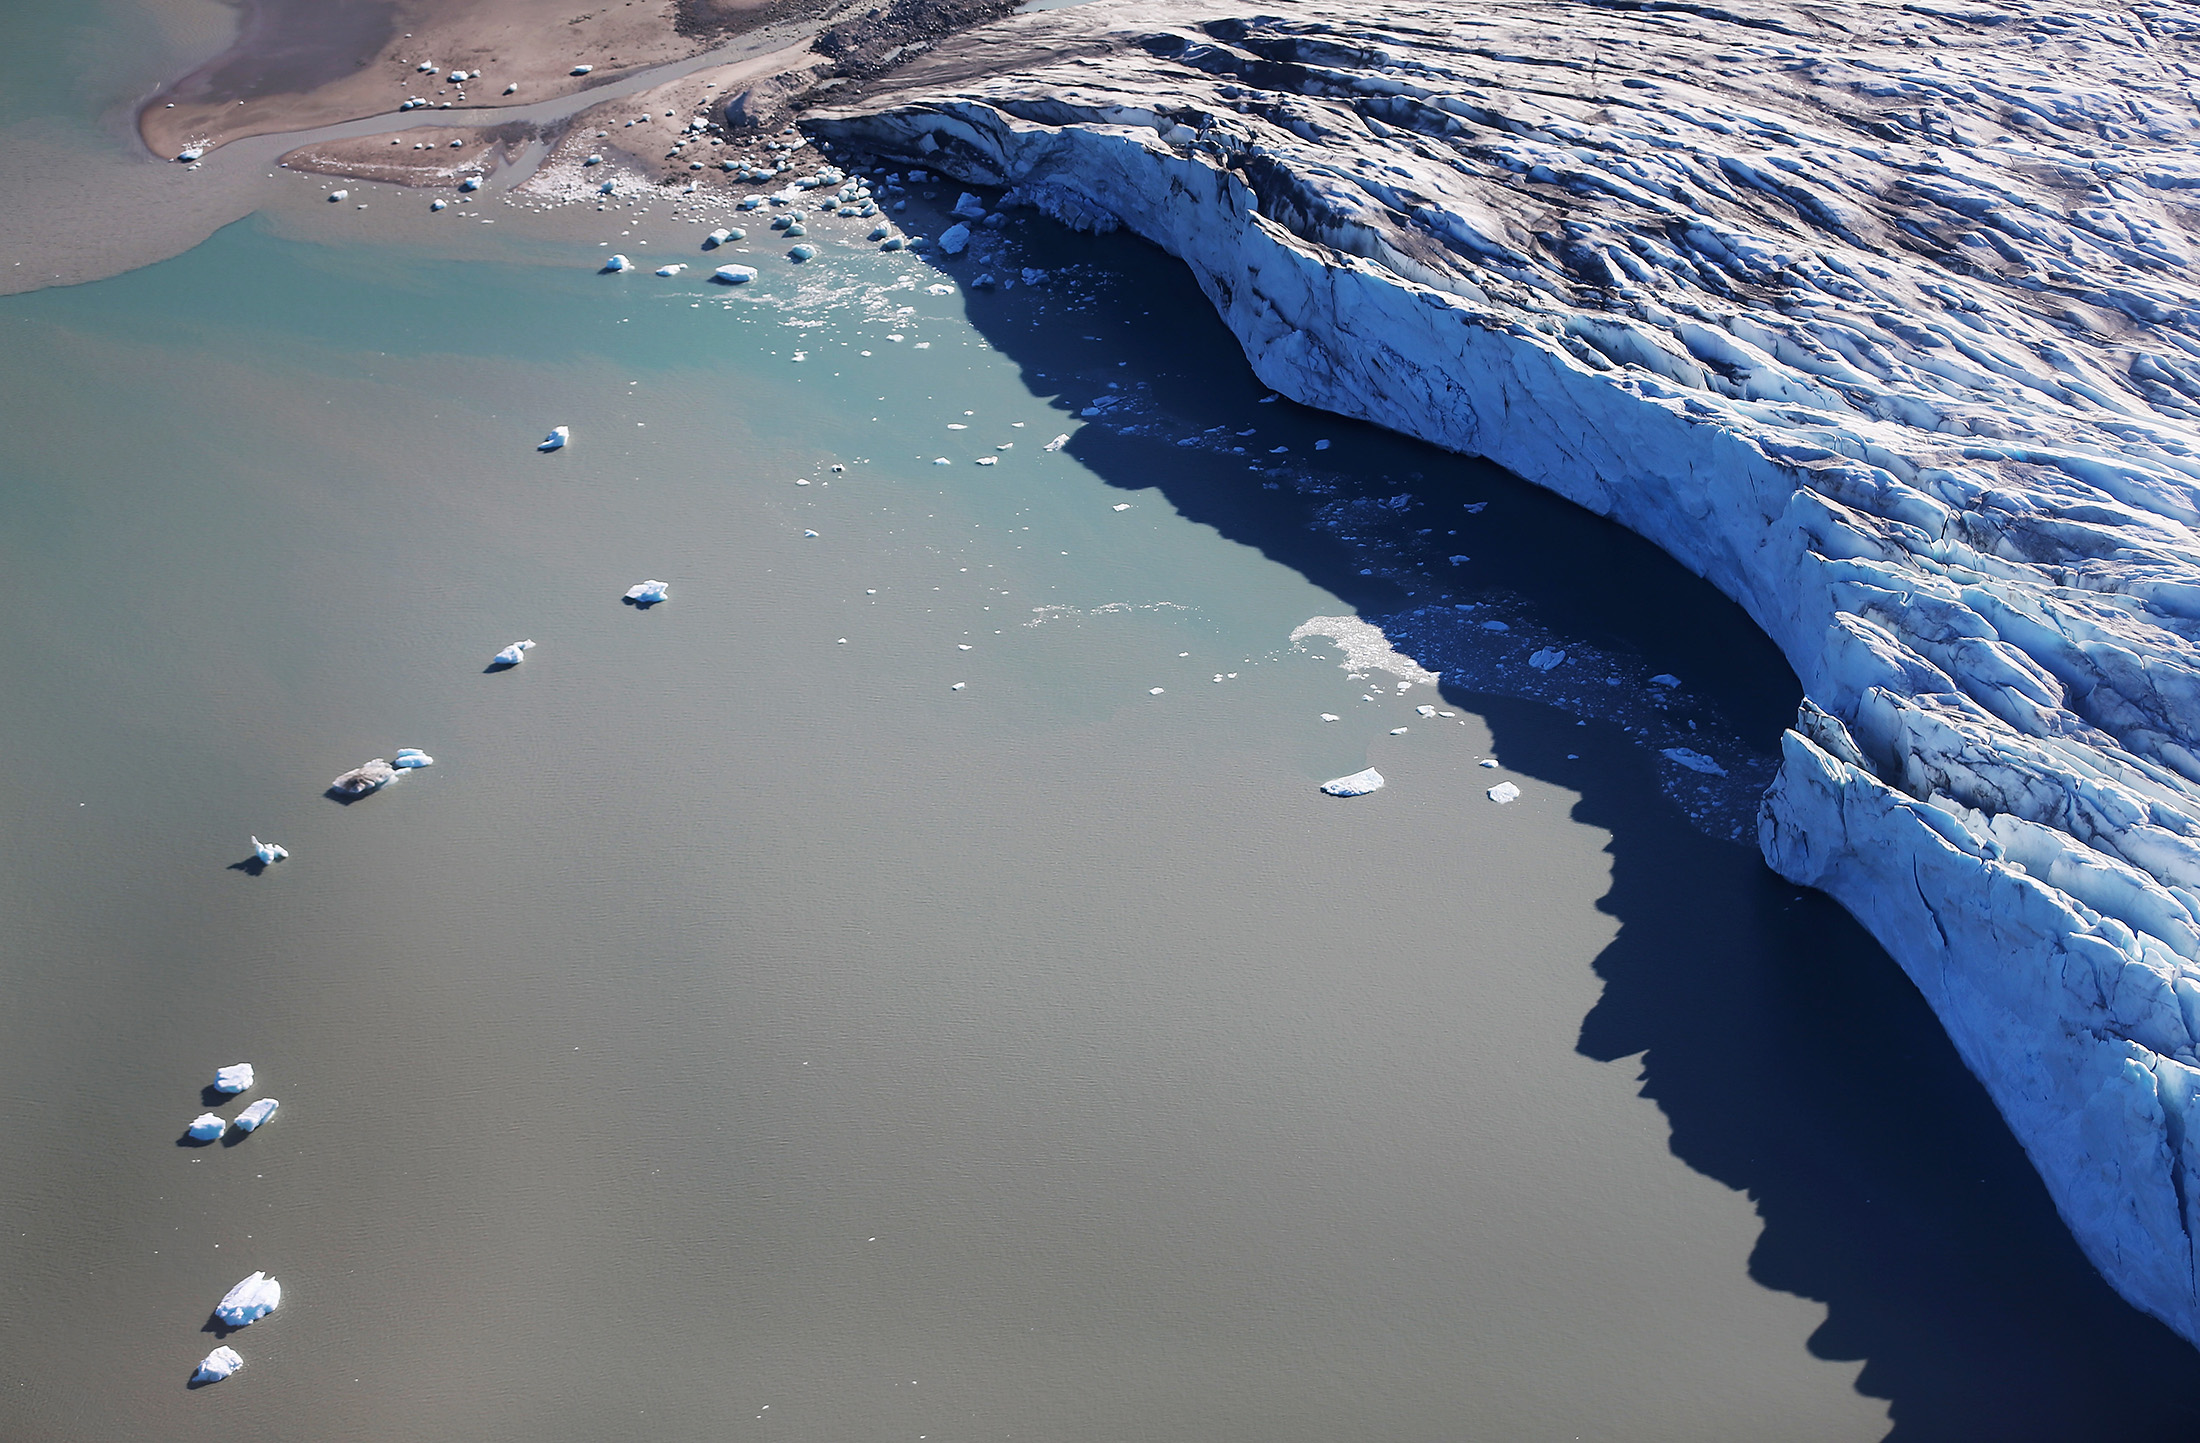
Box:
(908, 200), (2200, 1434)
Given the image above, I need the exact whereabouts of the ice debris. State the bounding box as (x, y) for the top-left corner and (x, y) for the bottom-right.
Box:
(1321, 768), (1384, 798)
(951, 192), (987, 220)
(1649, 675), (1681, 689)
(1487, 783), (1522, 806)
(938, 223), (971, 255)
(232, 1098), (279, 1134)
(331, 759), (395, 794)
(1042, 434), (1069, 452)
(712, 265), (756, 284)
(327, 190), (347, 203)
(176, 147), (203, 163)
(655, 263), (686, 276)
(185, 1114), (226, 1141)
(1661, 748), (1727, 777)
(537, 425), (568, 451)
(1528, 649), (1566, 671)
(250, 837), (287, 865)
(603, 254), (631, 272)
(491, 640), (534, 667)
(213, 1063), (254, 1094)
(459, 176), (480, 193)
(393, 749), (433, 768)
(214, 1273), (279, 1328)
(788, 244), (816, 262)
(624, 579), (670, 605)
(191, 1347), (242, 1385)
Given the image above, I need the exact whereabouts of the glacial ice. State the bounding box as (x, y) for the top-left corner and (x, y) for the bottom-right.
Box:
(655, 264), (686, 276)
(330, 759), (395, 794)
(214, 1272), (279, 1327)
(713, 265), (757, 284)
(212, 1064), (253, 1094)
(249, 837), (287, 865)
(939, 222), (973, 255)
(603, 254), (631, 272)
(952, 192), (988, 220)
(185, 1113), (225, 1141)
(624, 579), (670, 605)
(232, 1099), (278, 1134)
(491, 640), (534, 667)
(810, 0), (2200, 1345)
(537, 425), (568, 452)
(1488, 783), (1522, 805)
(393, 749), (433, 769)
(1321, 767), (1384, 797)
(191, 1346), (242, 1384)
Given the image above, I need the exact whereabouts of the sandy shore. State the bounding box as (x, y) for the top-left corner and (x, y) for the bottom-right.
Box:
(139, 0), (804, 162)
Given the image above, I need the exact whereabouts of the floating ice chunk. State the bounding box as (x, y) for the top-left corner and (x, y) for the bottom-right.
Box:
(704, 228), (731, 248)
(1649, 674), (1681, 688)
(788, 244), (816, 261)
(869, 224), (891, 241)
(624, 579), (669, 604)
(214, 1063), (254, 1094)
(1416, 705), (1436, 717)
(933, 457), (951, 466)
(1112, 503), (1130, 511)
(570, 64), (594, 75)
(186, 1113), (226, 1141)
(975, 457), (996, 466)
(1149, 688), (1164, 695)
(459, 175), (481, 192)
(214, 1273), (280, 1328)
(503, 83), (517, 94)
(1528, 648), (1567, 671)
(1043, 434), (1070, 452)
(655, 263), (685, 276)
(1322, 768), (1385, 797)
(926, 283), (955, 297)
(538, 425), (569, 451)
(192, 1347), (242, 1384)
(1389, 727), (1408, 735)
(430, 199), (446, 211)
(880, 236), (905, 251)
(250, 836), (287, 865)
(331, 758), (395, 793)
(1478, 759), (1498, 768)
(1661, 747), (1727, 776)
(491, 640), (534, 667)
(1320, 713), (1340, 722)
(951, 192), (987, 220)
(711, 265), (756, 284)
(328, 190), (348, 203)
(803, 529), (818, 538)
(724, 227), (745, 241)
(1487, 782), (1522, 805)
(603, 254), (631, 272)
(937, 223), (971, 255)
(1480, 620), (1508, 632)
(232, 1098), (279, 1133)
(176, 147), (203, 163)
(392, 750), (433, 768)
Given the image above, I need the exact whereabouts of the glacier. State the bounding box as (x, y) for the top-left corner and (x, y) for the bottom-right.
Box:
(808, 0), (2200, 1344)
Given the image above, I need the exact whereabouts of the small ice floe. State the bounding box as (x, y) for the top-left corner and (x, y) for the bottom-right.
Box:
(937, 223), (971, 255)
(430, 199), (447, 212)
(249, 836), (287, 865)
(624, 579), (669, 605)
(788, 244), (816, 262)
(214, 1063), (255, 1094)
(1650, 673), (1681, 688)
(191, 1346), (243, 1385)
(1528, 648), (1567, 671)
(951, 682), (966, 690)
(1315, 439), (1331, 450)
(186, 1114), (226, 1142)
(332, 757), (396, 793)
(491, 640), (534, 667)
(711, 265), (756, 284)
(393, 749), (433, 768)
(176, 147), (203, 163)
(868, 224), (891, 241)
(803, 529), (819, 538)
(1478, 759), (1498, 769)
(724, 227), (745, 242)
(951, 192), (987, 219)
(1042, 434), (1070, 452)
(1661, 747), (1727, 776)
(1149, 687), (1164, 695)
(1389, 727), (1408, 735)
(1487, 781), (1522, 804)
(933, 457), (951, 466)
(1480, 620), (1509, 632)
(704, 228), (731, 248)
(213, 1273), (280, 1328)
(538, 425), (569, 451)
(328, 190), (348, 203)
(880, 236), (905, 251)
(975, 457), (996, 466)
(1320, 713), (1340, 722)
(1321, 768), (1385, 798)
(571, 64), (594, 75)
(655, 263), (686, 276)
(603, 254), (631, 272)
(232, 1099), (279, 1134)
(783, 223), (806, 238)
(1112, 503), (1130, 511)
(1416, 705), (1436, 717)
(459, 176), (481, 192)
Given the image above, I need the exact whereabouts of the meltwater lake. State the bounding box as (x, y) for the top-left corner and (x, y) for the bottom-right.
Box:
(4, 12), (2200, 1434)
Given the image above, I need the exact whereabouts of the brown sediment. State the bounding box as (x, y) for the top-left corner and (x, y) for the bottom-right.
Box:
(279, 121), (539, 187)
(138, 0), (801, 163)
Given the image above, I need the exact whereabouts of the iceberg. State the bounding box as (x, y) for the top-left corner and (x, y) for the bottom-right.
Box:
(937, 222), (972, 255)
(806, 0), (2200, 1345)
(711, 265), (757, 284)
(232, 1098), (279, 1134)
(1488, 783), (1522, 806)
(393, 749), (433, 768)
(788, 244), (816, 262)
(326, 190), (347, 203)
(185, 1113), (226, 1141)
(330, 758), (395, 794)
(212, 1063), (253, 1094)
(537, 425), (568, 452)
(213, 1272), (279, 1328)
(1041, 433), (1069, 452)
(624, 579), (670, 605)
(602, 254), (631, 272)
(191, 1346), (242, 1384)
(1321, 767), (1384, 798)
(490, 640), (534, 667)
(249, 836), (287, 865)
(655, 264), (686, 276)
(570, 64), (593, 75)
(952, 191), (988, 220)
(704, 228), (731, 248)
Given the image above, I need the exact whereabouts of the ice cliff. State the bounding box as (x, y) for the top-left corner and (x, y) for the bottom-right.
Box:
(809, 0), (2200, 1344)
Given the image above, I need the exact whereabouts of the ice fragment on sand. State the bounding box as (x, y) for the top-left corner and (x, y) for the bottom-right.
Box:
(214, 1272), (280, 1327)
(491, 640), (535, 667)
(232, 1098), (279, 1133)
(1661, 747), (1727, 776)
(328, 190), (348, 203)
(1487, 782), (1521, 805)
(1321, 768), (1385, 797)
(704, 228), (731, 248)
(176, 147), (203, 163)
(459, 176), (480, 192)
(1529, 648), (1567, 671)
(250, 837), (287, 865)
(192, 1347), (242, 1384)
(938, 223), (972, 255)
(933, 457), (952, 466)
(1043, 434), (1070, 452)
(538, 425), (569, 451)
(603, 254), (631, 272)
(951, 682), (965, 690)
(1478, 759), (1498, 769)
(571, 64), (594, 75)
(430, 199), (446, 211)
(214, 1063), (254, 1094)
(332, 758), (396, 793)
(1149, 688), (1164, 695)
(712, 265), (756, 284)
(975, 456), (996, 466)
(583, 154), (602, 166)
(624, 580), (670, 604)
(186, 1113), (226, 1141)
(803, 529), (819, 537)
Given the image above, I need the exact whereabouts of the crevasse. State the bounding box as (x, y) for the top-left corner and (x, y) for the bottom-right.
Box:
(812, 0), (2200, 1344)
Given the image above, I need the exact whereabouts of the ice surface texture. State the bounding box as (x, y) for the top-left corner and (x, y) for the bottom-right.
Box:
(811, 0), (2200, 1344)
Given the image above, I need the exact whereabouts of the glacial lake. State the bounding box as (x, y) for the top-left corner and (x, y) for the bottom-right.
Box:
(4, 5), (2200, 1436)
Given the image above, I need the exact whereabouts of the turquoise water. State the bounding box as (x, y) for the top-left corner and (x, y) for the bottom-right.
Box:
(6, 41), (2200, 1442)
